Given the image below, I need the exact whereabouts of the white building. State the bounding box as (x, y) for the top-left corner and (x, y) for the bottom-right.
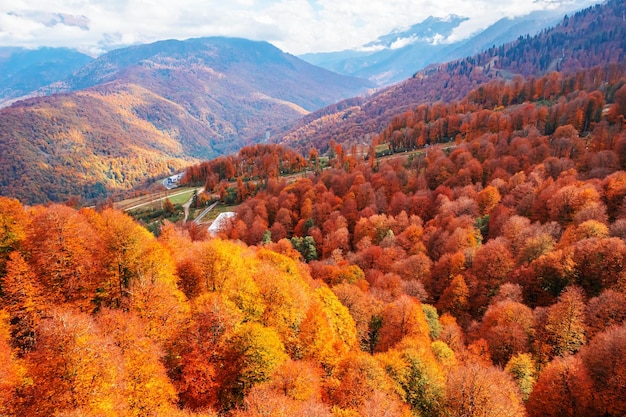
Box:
(164, 173), (185, 189)
(208, 212), (236, 235)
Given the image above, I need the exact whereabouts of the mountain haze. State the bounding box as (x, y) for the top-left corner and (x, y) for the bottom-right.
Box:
(300, 15), (468, 85)
(300, 2), (598, 85)
(0, 47), (92, 107)
(432, 8), (571, 69)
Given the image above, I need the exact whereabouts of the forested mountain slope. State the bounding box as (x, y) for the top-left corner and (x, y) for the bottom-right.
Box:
(274, 0), (625, 154)
(176, 57), (626, 416)
(0, 37), (372, 205)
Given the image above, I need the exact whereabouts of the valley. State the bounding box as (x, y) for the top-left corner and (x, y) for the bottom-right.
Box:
(0, 37), (372, 205)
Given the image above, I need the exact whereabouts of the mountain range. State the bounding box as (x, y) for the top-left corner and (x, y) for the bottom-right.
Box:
(299, 15), (469, 85)
(299, 2), (596, 85)
(0, 37), (371, 204)
(0, 0), (621, 205)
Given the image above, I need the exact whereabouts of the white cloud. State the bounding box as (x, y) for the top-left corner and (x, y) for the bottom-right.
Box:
(0, 0), (601, 55)
(389, 36), (418, 50)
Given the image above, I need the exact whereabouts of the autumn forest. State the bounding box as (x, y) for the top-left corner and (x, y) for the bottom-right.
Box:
(2, 1), (626, 416)
(1, 61), (625, 415)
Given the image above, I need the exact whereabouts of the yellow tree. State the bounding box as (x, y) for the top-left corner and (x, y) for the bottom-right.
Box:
(253, 250), (312, 356)
(24, 308), (127, 416)
(0, 310), (25, 416)
(26, 204), (100, 310)
(127, 253), (190, 346)
(0, 197), (27, 272)
(88, 209), (190, 345)
(222, 322), (289, 407)
(195, 239), (246, 293)
(505, 353), (536, 401)
(376, 342), (446, 417)
(300, 299), (341, 369)
(116, 221), (190, 345)
(97, 309), (178, 416)
(187, 239), (265, 322)
(431, 340), (457, 369)
(88, 209), (155, 309)
(477, 185), (502, 215)
(0, 252), (41, 352)
(299, 286), (357, 369)
(559, 220), (608, 247)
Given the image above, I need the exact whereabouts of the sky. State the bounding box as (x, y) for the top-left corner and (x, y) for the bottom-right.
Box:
(0, 0), (600, 56)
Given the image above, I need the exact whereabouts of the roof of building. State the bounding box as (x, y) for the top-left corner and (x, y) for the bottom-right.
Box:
(208, 212), (236, 235)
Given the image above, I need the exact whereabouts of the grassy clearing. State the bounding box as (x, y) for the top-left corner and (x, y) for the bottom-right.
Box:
(375, 143), (390, 153)
(167, 189), (195, 205)
(114, 187), (197, 211)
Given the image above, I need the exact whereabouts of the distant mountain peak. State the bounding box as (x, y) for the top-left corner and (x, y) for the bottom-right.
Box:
(363, 15), (469, 50)
(0, 47), (93, 106)
(299, 1), (598, 86)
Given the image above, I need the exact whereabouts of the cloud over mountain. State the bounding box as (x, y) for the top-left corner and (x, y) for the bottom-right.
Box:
(0, 0), (600, 55)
